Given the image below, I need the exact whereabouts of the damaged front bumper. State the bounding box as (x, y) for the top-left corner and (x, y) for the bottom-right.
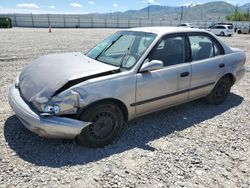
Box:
(9, 84), (91, 139)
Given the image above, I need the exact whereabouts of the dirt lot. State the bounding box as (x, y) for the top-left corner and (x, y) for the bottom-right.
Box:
(0, 28), (249, 187)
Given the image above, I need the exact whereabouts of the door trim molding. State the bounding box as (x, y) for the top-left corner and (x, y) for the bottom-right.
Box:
(131, 82), (215, 107)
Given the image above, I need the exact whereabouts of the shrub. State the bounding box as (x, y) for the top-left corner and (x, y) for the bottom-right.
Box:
(0, 17), (12, 28)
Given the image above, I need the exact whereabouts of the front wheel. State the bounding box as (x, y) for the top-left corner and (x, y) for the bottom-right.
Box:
(77, 102), (124, 147)
(220, 32), (225, 36)
(206, 76), (232, 105)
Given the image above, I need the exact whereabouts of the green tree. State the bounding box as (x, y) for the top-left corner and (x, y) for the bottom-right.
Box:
(226, 11), (250, 21)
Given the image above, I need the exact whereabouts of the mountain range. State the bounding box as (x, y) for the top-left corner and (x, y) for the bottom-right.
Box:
(92, 1), (250, 21)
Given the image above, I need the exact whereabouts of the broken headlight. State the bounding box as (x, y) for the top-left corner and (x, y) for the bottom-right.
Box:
(44, 104), (60, 114)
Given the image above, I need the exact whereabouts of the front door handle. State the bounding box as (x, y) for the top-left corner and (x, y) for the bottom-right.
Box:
(180, 72), (190, 77)
(219, 63), (225, 68)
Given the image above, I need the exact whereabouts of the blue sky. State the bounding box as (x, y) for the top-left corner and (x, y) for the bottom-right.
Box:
(0, 0), (248, 14)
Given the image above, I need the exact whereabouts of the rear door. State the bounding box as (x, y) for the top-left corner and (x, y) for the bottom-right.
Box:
(187, 33), (226, 100)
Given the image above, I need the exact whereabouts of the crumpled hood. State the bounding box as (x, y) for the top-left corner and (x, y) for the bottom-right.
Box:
(19, 52), (119, 102)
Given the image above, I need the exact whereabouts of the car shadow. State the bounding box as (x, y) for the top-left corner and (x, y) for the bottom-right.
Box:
(4, 93), (243, 168)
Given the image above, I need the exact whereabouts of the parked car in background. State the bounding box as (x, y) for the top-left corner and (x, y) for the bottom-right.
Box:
(237, 26), (250, 34)
(177, 23), (199, 28)
(208, 25), (234, 36)
(9, 27), (246, 147)
(0, 17), (12, 28)
(209, 23), (233, 28)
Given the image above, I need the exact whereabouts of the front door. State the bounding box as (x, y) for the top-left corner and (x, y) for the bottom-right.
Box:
(134, 34), (191, 115)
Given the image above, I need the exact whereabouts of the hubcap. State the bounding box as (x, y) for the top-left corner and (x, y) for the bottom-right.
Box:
(89, 112), (116, 139)
(215, 81), (227, 98)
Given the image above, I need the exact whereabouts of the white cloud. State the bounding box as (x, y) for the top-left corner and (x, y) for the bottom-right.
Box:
(147, 0), (156, 3)
(70, 3), (83, 8)
(113, 3), (118, 8)
(17, 3), (39, 9)
(0, 8), (86, 14)
(49, 5), (55, 9)
(142, 0), (160, 5)
(88, 1), (95, 5)
(182, 2), (203, 7)
(226, 1), (238, 5)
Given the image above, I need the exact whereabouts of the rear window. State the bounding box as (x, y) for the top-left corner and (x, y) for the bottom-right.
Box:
(227, 26), (233, 29)
(219, 26), (226, 29)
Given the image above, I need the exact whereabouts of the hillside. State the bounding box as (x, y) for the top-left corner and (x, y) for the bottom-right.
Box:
(240, 3), (250, 11)
(115, 5), (181, 18)
(184, 1), (235, 20)
(94, 1), (250, 20)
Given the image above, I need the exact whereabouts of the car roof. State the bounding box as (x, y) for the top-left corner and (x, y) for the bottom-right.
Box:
(213, 24), (231, 27)
(128, 27), (205, 35)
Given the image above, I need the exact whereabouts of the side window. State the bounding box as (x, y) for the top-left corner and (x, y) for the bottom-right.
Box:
(189, 35), (213, 61)
(214, 42), (223, 56)
(148, 36), (186, 67)
(189, 35), (223, 61)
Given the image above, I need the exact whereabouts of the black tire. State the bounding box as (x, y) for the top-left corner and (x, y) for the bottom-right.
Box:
(77, 102), (124, 147)
(220, 32), (225, 36)
(206, 76), (232, 105)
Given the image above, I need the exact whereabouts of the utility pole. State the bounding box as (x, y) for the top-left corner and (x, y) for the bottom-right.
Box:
(234, 4), (238, 21)
(247, 8), (250, 21)
(235, 4), (238, 13)
(180, 6), (184, 21)
(147, 2), (150, 20)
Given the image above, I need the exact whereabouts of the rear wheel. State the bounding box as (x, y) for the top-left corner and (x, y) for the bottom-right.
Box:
(206, 76), (232, 105)
(77, 102), (124, 147)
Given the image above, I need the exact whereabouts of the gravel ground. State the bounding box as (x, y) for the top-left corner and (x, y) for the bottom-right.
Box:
(0, 28), (249, 187)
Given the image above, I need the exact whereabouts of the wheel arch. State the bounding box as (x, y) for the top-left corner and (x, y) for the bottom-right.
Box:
(219, 73), (236, 86)
(78, 98), (129, 122)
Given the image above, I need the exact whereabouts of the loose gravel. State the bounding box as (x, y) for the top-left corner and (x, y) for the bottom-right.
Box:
(0, 28), (249, 187)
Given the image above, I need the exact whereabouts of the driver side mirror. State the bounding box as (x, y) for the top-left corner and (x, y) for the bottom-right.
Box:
(139, 59), (163, 73)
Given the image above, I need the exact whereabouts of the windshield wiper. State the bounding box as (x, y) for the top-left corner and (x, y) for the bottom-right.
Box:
(96, 35), (123, 60)
(119, 47), (131, 69)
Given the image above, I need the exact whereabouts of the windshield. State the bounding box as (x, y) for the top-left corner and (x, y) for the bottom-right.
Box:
(86, 31), (156, 69)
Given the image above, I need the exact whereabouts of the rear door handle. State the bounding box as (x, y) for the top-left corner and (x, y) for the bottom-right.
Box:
(180, 72), (190, 77)
(219, 63), (225, 68)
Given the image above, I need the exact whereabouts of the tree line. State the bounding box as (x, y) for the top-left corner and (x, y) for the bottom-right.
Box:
(226, 8), (250, 21)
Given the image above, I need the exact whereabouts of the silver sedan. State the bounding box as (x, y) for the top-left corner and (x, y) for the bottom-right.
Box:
(9, 27), (246, 147)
